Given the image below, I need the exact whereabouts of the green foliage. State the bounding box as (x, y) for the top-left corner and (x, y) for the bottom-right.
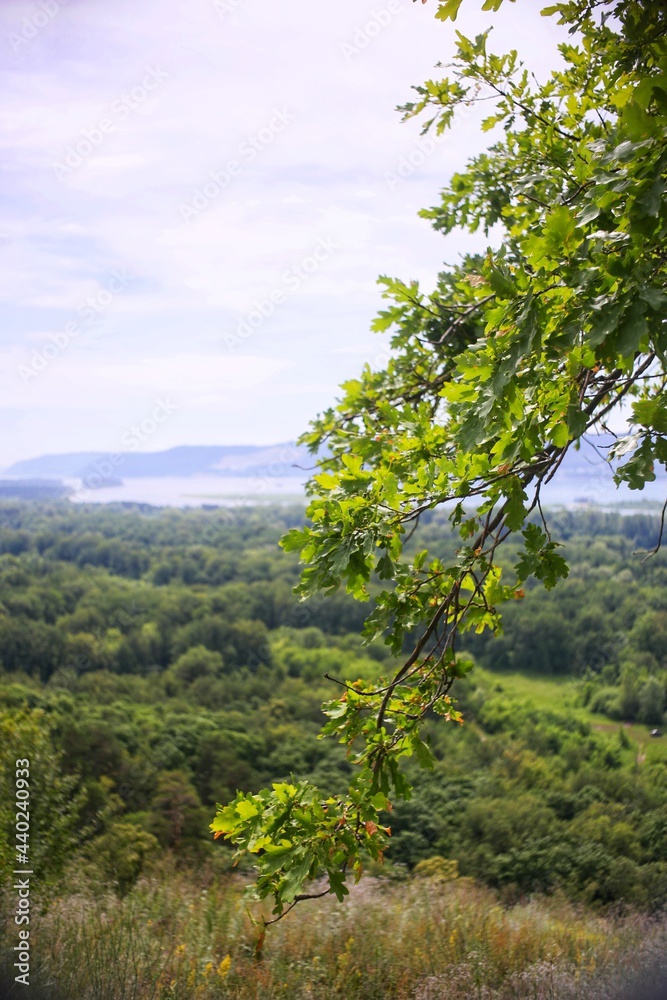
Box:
(0, 502), (666, 917)
(85, 821), (159, 896)
(212, 777), (390, 912)
(0, 709), (87, 890)
(413, 854), (459, 880)
(148, 770), (208, 853)
(170, 645), (224, 685)
(638, 675), (666, 724)
(223, 0), (667, 912)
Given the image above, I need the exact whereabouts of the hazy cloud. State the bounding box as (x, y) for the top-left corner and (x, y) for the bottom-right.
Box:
(0, 0), (562, 467)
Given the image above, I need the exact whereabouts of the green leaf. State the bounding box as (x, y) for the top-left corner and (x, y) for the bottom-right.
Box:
(550, 423), (569, 448)
(410, 733), (436, 770)
(614, 302), (648, 356)
(543, 205), (577, 249)
(639, 286), (667, 310)
(504, 479), (527, 532)
(329, 870), (350, 902)
(313, 472), (339, 490)
(436, 0), (464, 21)
(235, 799), (259, 821)
(632, 400), (667, 434)
(488, 266), (517, 299)
(615, 436), (657, 490)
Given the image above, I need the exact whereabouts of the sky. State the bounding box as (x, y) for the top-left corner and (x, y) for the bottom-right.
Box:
(0, 0), (564, 469)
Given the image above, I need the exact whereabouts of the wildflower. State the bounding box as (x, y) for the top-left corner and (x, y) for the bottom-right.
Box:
(217, 954), (232, 978)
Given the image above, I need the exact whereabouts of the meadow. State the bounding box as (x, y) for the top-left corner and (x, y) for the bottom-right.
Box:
(4, 864), (667, 999)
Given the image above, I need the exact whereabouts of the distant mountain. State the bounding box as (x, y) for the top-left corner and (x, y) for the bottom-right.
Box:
(3, 437), (663, 492)
(4, 444), (313, 481)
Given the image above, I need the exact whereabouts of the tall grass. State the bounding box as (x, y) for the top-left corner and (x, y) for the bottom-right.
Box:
(5, 863), (667, 999)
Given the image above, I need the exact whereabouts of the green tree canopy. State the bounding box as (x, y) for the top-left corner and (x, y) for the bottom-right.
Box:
(213, 0), (667, 922)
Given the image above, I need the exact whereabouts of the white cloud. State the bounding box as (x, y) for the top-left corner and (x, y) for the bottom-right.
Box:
(100, 354), (290, 391)
(0, 0), (564, 465)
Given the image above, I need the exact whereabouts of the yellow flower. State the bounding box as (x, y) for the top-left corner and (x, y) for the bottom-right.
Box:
(204, 962), (213, 976)
(175, 943), (186, 957)
(217, 954), (232, 979)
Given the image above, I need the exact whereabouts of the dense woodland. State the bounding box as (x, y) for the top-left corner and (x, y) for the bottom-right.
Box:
(1, 500), (666, 913)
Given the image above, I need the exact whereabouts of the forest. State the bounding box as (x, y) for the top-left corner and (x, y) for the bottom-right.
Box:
(0, 500), (666, 996)
(1, 500), (666, 906)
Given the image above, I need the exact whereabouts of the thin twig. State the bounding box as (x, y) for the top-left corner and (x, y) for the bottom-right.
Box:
(641, 494), (667, 561)
(263, 887), (332, 927)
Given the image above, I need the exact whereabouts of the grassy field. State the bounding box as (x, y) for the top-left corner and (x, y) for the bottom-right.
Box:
(4, 863), (667, 1000)
(475, 668), (667, 765)
(477, 670), (582, 708)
